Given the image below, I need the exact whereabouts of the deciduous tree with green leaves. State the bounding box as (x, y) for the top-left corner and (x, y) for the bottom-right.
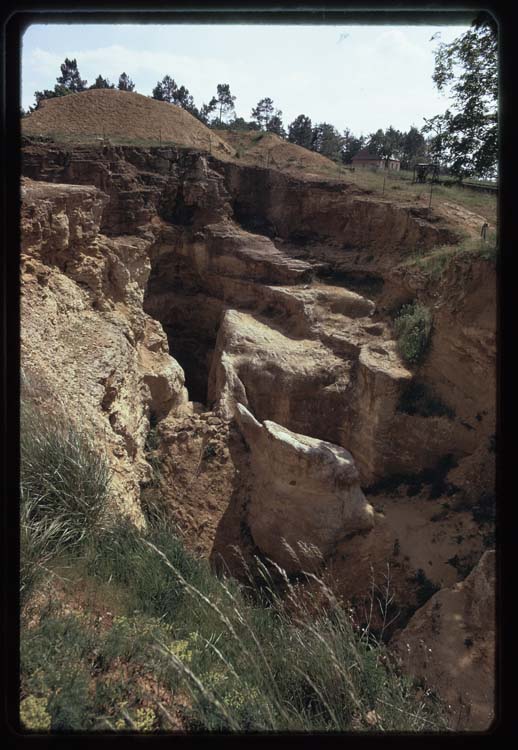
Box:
(422, 15), (498, 178)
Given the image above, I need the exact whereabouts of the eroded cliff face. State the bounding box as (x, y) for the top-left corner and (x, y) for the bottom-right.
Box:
(21, 138), (496, 542)
(21, 138), (495, 524)
(21, 138), (496, 728)
(21, 178), (187, 524)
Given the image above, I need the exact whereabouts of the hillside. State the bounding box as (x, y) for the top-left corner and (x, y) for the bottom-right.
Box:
(214, 128), (344, 179)
(22, 89), (235, 156)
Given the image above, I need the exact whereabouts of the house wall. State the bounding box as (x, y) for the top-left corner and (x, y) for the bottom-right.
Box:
(352, 159), (383, 169)
(351, 159), (401, 171)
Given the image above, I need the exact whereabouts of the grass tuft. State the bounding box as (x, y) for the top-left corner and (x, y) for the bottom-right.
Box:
(20, 394), (111, 607)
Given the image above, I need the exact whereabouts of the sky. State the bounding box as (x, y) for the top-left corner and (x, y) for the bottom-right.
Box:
(21, 23), (468, 136)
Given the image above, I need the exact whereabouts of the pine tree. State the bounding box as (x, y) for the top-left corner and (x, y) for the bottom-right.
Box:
(152, 75), (176, 101)
(118, 73), (135, 92)
(311, 123), (344, 161)
(215, 84), (236, 124)
(288, 115), (313, 149)
(341, 130), (365, 164)
(56, 58), (88, 92)
(198, 97), (218, 125)
(89, 75), (115, 90)
(265, 112), (286, 138)
(251, 98), (275, 130)
(151, 75), (199, 116)
(400, 126), (426, 169)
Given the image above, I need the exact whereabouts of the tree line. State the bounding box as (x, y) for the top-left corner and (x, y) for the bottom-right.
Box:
(25, 14), (497, 180)
(22, 59), (430, 170)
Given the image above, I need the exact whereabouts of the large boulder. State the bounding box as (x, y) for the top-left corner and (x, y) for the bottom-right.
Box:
(235, 404), (374, 572)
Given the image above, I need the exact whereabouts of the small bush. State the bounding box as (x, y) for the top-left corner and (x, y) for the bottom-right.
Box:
(394, 303), (433, 365)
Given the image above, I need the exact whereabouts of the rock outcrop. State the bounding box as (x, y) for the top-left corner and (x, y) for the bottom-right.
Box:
(392, 550), (496, 730)
(235, 404), (374, 572)
(21, 178), (187, 524)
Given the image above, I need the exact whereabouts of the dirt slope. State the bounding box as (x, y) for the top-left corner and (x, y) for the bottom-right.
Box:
(22, 89), (234, 156)
(214, 129), (344, 178)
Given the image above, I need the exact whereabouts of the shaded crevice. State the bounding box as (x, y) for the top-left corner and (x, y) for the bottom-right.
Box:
(161, 323), (214, 404)
(316, 267), (385, 297)
(144, 250), (224, 406)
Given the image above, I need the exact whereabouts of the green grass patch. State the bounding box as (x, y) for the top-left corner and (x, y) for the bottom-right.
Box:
(403, 229), (497, 279)
(20, 392), (111, 608)
(22, 525), (450, 732)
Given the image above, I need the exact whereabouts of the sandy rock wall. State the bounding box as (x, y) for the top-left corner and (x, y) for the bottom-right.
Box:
(222, 162), (459, 251)
(22, 142), (233, 236)
(21, 178), (187, 524)
(392, 550), (496, 730)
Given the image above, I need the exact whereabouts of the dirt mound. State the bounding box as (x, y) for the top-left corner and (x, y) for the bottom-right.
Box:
(22, 89), (234, 155)
(214, 129), (344, 180)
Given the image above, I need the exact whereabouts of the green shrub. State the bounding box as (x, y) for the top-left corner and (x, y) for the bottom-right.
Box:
(394, 303), (433, 365)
